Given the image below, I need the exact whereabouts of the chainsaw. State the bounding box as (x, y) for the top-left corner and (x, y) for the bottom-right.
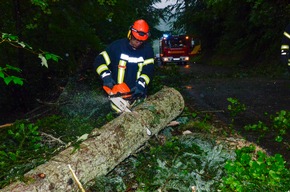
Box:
(103, 83), (152, 135)
(103, 83), (133, 112)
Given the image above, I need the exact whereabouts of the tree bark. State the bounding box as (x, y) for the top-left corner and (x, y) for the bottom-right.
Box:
(1, 86), (184, 192)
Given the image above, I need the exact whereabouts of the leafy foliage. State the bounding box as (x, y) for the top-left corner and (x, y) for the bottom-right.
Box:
(0, 33), (61, 85)
(91, 134), (235, 192)
(0, 121), (51, 188)
(220, 145), (290, 191)
(245, 110), (290, 144)
(0, 64), (23, 85)
(227, 97), (247, 118)
(35, 114), (98, 143)
(0, 111), (111, 189)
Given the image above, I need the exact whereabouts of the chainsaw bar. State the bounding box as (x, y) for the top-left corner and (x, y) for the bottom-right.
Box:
(109, 96), (131, 112)
(108, 96), (152, 135)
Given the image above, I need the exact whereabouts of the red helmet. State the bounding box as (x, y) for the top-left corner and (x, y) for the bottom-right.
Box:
(131, 19), (150, 41)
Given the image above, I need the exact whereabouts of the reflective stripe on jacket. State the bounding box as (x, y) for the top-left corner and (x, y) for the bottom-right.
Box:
(93, 38), (154, 89)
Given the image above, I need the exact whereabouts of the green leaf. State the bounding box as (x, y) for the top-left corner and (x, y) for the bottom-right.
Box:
(275, 136), (283, 142)
(11, 76), (24, 86)
(26, 23), (38, 30)
(274, 154), (284, 163)
(240, 153), (251, 165)
(269, 170), (280, 181)
(4, 76), (13, 85)
(45, 52), (62, 62)
(45, 53), (60, 62)
(1, 33), (8, 38)
(51, 54), (60, 62)
(6, 64), (22, 72)
(7, 34), (18, 41)
(0, 151), (8, 158)
(0, 71), (4, 79)
(2, 33), (18, 41)
(8, 129), (14, 135)
(8, 152), (17, 161)
(45, 53), (52, 60)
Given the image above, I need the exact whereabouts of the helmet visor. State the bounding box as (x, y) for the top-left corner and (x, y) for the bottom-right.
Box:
(131, 28), (149, 41)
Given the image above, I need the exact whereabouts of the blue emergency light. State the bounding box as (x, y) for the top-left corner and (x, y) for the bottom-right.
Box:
(162, 34), (169, 38)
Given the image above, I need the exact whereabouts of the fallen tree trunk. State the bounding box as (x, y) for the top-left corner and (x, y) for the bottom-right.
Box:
(1, 86), (184, 192)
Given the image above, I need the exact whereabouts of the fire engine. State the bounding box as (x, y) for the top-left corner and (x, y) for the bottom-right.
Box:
(158, 34), (201, 65)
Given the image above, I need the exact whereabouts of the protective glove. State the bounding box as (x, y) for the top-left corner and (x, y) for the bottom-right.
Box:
(132, 78), (146, 100)
(101, 70), (115, 89)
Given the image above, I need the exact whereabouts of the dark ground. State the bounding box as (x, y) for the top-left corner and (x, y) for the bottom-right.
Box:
(176, 62), (290, 164)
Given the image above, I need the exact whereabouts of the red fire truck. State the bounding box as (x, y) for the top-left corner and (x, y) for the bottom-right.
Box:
(158, 34), (201, 65)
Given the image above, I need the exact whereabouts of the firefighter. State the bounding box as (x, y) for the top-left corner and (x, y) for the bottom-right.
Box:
(93, 19), (155, 112)
(281, 23), (290, 71)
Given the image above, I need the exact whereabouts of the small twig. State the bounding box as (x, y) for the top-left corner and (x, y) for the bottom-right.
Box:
(283, 141), (290, 149)
(0, 123), (13, 129)
(40, 132), (66, 145)
(25, 105), (47, 115)
(68, 164), (86, 192)
(25, 108), (53, 121)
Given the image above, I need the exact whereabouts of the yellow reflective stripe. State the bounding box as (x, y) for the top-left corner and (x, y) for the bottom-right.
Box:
(117, 60), (127, 83)
(281, 45), (289, 50)
(137, 63), (143, 79)
(140, 74), (150, 84)
(143, 58), (154, 65)
(100, 51), (111, 65)
(136, 58), (154, 83)
(96, 64), (109, 75)
(284, 31), (290, 39)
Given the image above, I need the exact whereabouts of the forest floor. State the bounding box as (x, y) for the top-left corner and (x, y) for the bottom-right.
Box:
(174, 61), (290, 164)
(1, 57), (290, 190)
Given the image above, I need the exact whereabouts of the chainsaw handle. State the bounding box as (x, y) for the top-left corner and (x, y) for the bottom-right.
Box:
(108, 91), (134, 98)
(103, 85), (133, 97)
(103, 85), (133, 99)
(103, 83), (133, 99)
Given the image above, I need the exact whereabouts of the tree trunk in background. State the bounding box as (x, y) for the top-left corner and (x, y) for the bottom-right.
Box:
(1, 86), (184, 192)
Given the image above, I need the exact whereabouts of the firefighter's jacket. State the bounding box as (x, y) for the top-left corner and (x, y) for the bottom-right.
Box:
(281, 23), (290, 69)
(94, 38), (155, 91)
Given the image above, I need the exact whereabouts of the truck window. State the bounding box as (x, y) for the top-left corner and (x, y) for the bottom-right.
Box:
(167, 38), (186, 48)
